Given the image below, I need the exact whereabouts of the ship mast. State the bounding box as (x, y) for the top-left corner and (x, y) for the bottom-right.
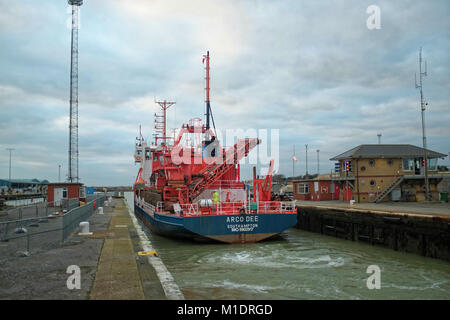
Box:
(154, 100), (175, 147)
(203, 51), (216, 140)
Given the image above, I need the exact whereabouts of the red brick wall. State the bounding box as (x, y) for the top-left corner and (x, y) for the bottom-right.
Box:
(47, 184), (80, 202)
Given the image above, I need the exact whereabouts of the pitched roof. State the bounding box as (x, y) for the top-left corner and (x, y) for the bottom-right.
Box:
(330, 144), (447, 161)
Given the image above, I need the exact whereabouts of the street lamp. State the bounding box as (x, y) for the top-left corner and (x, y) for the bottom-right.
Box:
(6, 148), (14, 186)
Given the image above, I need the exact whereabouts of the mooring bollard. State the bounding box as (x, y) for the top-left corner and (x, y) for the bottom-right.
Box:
(98, 207), (104, 214)
(78, 221), (93, 235)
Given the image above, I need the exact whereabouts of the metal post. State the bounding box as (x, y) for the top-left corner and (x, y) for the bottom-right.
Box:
(415, 47), (429, 201)
(6, 148), (14, 188)
(305, 144), (308, 177)
(316, 149), (320, 175)
(25, 231), (30, 256)
(292, 145), (295, 177)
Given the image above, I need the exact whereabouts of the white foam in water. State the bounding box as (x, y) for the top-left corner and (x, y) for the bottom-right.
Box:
(204, 280), (286, 294)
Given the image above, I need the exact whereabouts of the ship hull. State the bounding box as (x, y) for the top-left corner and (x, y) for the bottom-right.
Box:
(134, 202), (297, 244)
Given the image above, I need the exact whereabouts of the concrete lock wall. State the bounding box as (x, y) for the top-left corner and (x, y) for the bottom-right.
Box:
(296, 206), (450, 261)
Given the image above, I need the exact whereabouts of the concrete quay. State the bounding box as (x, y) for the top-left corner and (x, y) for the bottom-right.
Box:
(0, 199), (167, 300)
(296, 200), (450, 261)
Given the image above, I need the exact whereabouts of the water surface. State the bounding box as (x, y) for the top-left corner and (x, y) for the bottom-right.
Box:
(125, 192), (450, 299)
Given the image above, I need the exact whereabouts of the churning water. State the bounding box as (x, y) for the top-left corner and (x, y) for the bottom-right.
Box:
(125, 192), (450, 299)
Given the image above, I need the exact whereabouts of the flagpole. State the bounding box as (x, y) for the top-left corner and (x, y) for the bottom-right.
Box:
(292, 145), (295, 177)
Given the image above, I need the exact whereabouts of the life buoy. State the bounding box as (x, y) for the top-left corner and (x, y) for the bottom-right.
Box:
(239, 208), (245, 215)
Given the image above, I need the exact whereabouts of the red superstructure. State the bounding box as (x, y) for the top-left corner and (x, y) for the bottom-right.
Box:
(133, 51), (296, 220)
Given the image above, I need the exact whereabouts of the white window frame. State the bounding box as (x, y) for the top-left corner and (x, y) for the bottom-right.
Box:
(297, 183), (309, 194)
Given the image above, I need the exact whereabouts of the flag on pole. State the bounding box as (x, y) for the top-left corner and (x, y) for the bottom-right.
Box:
(292, 155), (298, 162)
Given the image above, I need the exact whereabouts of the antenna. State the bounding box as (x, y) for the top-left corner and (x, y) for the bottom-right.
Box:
(415, 47), (430, 201)
(203, 51), (216, 140)
(68, 0), (83, 183)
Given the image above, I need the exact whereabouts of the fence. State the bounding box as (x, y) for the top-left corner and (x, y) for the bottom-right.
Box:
(0, 195), (106, 258)
(61, 196), (105, 241)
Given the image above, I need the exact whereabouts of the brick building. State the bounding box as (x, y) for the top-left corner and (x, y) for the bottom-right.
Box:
(292, 175), (337, 201)
(330, 144), (447, 203)
(46, 182), (85, 205)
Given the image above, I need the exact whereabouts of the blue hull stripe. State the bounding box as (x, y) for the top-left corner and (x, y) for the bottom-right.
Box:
(135, 204), (297, 238)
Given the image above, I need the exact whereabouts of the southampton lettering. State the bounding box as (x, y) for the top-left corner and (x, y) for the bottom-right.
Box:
(226, 215), (259, 232)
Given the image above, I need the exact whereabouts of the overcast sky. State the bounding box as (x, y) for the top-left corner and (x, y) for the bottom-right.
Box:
(0, 0), (449, 186)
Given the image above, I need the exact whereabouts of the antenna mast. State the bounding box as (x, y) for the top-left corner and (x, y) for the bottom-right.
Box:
(415, 47), (430, 201)
(68, 0), (83, 183)
(203, 51), (216, 139)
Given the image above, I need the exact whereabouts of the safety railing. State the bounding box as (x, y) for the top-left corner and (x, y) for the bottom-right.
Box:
(181, 200), (296, 216)
(215, 201), (245, 215)
(256, 201), (296, 214)
(140, 198), (156, 213)
(180, 203), (200, 216)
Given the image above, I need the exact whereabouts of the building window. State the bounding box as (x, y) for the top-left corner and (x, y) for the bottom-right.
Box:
(63, 188), (68, 198)
(369, 159), (375, 167)
(297, 183), (309, 194)
(402, 159), (414, 171)
(427, 158), (438, 170)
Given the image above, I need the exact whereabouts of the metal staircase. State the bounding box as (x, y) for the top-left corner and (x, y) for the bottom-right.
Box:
(372, 176), (404, 203)
(189, 138), (259, 201)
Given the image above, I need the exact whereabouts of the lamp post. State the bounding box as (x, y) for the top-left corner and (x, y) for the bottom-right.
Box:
(316, 149), (320, 175)
(6, 148), (14, 186)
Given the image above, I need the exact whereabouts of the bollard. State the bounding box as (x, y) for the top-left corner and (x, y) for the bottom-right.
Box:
(78, 221), (93, 235)
(350, 200), (355, 205)
(98, 207), (104, 215)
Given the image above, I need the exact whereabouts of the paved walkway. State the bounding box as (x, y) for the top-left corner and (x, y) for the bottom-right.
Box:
(296, 200), (450, 219)
(90, 200), (145, 300)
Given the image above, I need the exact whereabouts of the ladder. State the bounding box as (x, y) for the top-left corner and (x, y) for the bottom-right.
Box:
(189, 138), (259, 201)
(372, 176), (404, 203)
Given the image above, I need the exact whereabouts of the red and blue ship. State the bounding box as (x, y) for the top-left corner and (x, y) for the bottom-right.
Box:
(133, 52), (297, 243)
